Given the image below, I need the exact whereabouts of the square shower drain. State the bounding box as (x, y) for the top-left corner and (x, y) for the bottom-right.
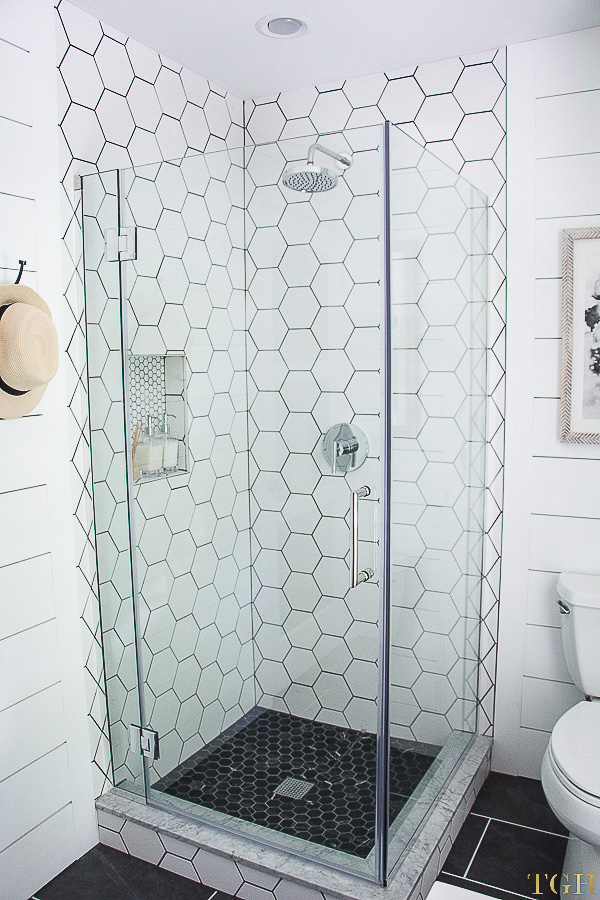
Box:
(273, 777), (314, 800)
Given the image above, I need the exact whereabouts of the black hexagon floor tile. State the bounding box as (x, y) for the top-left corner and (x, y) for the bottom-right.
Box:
(153, 707), (439, 858)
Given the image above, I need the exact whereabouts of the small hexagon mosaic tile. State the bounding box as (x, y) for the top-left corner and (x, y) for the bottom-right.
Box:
(155, 707), (439, 857)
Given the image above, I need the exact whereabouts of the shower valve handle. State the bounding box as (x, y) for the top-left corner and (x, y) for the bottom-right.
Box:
(333, 436), (359, 474)
(349, 485), (373, 589)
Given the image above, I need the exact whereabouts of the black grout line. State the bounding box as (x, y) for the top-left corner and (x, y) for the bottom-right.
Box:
(464, 816), (491, 879)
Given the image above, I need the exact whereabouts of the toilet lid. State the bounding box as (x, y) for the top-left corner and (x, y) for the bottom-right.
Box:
(551, 701), (600, 797)
(557, 572), (600, 608)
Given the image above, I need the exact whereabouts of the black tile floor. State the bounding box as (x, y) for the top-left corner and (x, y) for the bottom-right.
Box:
(154, 707), (439, 858)
(438, 771), (569, 900)
(31, 843), (234, 900)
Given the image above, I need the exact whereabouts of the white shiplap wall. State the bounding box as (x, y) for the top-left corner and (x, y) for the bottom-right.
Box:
(496, 26), (600, 778)
(0, 2), (97, 897)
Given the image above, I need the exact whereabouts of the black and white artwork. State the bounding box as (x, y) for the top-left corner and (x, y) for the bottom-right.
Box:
(583, 278), (600, 417)
(560, 228), (600, 443)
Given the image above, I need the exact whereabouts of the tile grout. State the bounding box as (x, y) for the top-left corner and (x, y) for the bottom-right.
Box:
(470, 810), (568, 838)
(443, 872), (538, 900)
(441, 783), (570, 900)
(463, 816), (491, 879)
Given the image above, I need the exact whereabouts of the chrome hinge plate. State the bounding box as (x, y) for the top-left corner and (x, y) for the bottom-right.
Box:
(129, 724), (160, 760)
(105, 226), (137, 262)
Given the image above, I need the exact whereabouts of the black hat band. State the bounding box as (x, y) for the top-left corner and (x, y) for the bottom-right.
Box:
(0, 305), (29, 396)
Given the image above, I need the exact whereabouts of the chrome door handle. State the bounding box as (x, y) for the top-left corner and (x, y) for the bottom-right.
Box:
(349, 485), (373, 589)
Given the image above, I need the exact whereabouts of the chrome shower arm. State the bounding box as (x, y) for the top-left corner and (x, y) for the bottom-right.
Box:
(307, 142), (352, 168)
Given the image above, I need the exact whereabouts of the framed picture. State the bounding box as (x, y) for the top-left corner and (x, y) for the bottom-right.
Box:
(560, 227), (600, 443)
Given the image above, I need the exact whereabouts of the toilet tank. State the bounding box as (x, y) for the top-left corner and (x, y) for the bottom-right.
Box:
(557, 573), (600, 696)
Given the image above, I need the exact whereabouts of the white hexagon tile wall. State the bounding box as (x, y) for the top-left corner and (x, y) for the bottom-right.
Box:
(244, 125), (493, 744)
(57, 0), (505, 798)
(244, 53), (506, 741)
(245, 132), (385, 735)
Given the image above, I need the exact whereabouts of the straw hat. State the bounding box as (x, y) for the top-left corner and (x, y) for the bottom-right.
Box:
(0, 284), (58, 419)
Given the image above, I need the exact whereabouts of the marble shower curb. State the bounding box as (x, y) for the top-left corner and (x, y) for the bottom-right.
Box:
(96, 735), (491, 899)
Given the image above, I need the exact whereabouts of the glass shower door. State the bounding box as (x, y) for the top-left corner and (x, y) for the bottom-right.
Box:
(114, 146), (256, 813)
(241, 128), (386, 877)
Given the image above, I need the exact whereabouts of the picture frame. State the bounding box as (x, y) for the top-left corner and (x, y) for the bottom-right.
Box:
(560, 227), (600, 443)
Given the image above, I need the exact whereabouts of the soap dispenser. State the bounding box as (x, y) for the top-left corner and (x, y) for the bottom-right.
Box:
(161, 413), (179, 473)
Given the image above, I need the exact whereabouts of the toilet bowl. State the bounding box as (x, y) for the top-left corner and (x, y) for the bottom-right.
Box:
(540, 572), (600, 876)
(541, 701), (600, 872)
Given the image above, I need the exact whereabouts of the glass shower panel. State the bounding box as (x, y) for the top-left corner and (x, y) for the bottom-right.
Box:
(82, 169), (144, 794)
(116, 148), (254, 792)
(387, 125), (487, 872)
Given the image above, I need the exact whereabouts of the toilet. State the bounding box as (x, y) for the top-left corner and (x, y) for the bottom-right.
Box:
(541, 572), (600, 873)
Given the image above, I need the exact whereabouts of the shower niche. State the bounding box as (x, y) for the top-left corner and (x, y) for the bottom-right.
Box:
(129, 353), (188, 481)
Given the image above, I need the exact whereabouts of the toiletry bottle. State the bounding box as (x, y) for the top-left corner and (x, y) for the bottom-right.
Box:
(161, 413), (179, 473)
(133, 422), (150, 480)
(146, 415), (164, 476)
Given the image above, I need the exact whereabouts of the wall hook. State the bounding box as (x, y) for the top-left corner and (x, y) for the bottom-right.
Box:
(14, 260), (26, 284)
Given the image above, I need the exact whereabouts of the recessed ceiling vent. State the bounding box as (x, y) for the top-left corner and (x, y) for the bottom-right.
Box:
(256, 15), (310, 38)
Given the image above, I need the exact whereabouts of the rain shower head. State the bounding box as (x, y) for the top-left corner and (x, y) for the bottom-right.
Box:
(282, 162), (339, 192)
(281, 141), (352, 193)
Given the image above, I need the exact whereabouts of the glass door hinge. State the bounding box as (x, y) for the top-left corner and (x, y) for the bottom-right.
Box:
(105, 227), (137, 262)
(129, 724), (160, 760)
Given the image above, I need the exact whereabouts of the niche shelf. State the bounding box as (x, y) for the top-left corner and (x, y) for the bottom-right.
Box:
(128, 353), (188, 482)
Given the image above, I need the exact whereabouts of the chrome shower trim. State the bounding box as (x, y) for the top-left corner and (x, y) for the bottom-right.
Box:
(114, 168), (151, 800)
(306, 141), (352, 168)
(375, 119), (392, 887)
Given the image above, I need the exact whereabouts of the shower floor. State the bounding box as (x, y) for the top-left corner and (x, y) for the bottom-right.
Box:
(153, 707), (439, 858)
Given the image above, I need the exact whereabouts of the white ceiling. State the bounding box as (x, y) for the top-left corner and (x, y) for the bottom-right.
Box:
(69, 0), (600, 98)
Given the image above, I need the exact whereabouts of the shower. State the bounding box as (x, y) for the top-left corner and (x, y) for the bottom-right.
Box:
(82, 121), (490, 890)
(281, 139), (352, 192)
